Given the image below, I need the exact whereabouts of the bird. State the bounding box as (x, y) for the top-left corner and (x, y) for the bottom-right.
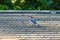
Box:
(30, 16), (40, 27)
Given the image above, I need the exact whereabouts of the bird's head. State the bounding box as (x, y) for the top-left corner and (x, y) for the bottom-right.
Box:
(28, 15), (34, 18)
(31, 16), (33, 18)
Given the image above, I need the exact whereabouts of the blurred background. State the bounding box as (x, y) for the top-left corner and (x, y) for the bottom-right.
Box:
(0, 0), (60, 10)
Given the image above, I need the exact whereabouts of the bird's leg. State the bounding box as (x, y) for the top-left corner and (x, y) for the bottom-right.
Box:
(31, 24), (36, 27)
(32, 24), (35, 27)
(30, 24), (33, 27)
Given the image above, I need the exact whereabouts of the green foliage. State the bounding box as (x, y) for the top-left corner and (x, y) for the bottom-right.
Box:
(13, 6), (21, 10)
(0, 5), (9, 10)
(0, 0), (60, 10)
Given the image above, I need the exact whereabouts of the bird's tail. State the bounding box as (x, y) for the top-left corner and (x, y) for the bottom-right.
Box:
(36, 23), (41, 28)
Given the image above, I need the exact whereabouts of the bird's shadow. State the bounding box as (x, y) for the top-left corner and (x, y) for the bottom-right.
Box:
(30, 25), (52, 30)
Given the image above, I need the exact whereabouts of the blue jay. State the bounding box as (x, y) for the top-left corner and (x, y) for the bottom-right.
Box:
(30, 16), (40, 27)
